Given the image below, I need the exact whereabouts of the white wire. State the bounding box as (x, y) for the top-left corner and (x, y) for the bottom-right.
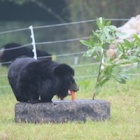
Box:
(37, 52), (84, 60)
(33, 18), (128, 29)
(53, 52), (85, 57)
(72, 62), (99, 68)
(0, 73), (140, 89)
(0, 74), (7, 77)
(0, 61), (12, 66)
(0, 51), (85, 65)
(36, 37), (89, 45)
(75, 74), (97, 79)
(0, 18), (129, 35)
(0, 43), (32, 66)
(0, 36), (88, 52)
(0, 27), (29, 35)
(33, 19), (97, 29)
(0, 85), (10, 89)
(1, 43), (31, 51)
(0, 62), (98, 78)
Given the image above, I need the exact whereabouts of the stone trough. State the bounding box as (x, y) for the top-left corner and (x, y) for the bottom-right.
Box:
(15, 99), (110, 123)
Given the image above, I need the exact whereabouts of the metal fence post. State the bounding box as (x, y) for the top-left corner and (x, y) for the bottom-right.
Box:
(29, 25), (37, 59)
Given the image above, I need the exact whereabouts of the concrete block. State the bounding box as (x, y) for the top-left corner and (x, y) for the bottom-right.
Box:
(15, 99), (110, 123)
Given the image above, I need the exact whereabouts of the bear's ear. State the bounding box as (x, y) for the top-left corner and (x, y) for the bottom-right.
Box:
(54, 64), (74, 76)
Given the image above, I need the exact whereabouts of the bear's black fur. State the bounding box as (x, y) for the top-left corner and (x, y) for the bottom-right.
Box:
(0, 43), (52, 67)
(8, 57), (79, 103)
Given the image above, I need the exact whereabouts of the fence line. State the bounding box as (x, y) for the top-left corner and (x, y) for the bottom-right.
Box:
(0, 18), (132, 89)
(0, 18), (129, 54)
(0, 18), (129, 35)
(0, 62), (99, 77)
(35, 36), (89, 45)
(72, 62), (99, 68)
(0, 27), (29, 35)
(1, 43), (31, 51)
(53, 51), (85, 57)
(0, 51), (85, 66)
(0, 74), (96, 89)
(0, 74), (7, 77)
(33, 18), (128, 29)
(0, 73), (140, 89)
(0, 61), (12, 66)
(0, 85), (10, 89)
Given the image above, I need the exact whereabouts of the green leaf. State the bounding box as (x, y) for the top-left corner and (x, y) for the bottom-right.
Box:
(80, 40), (92, 48)
(113, 72), (128, 84)
(89, 36), (94, 46)
(128, 56), (140, 62)
(98, 77), (109, 87)
(108, 25), (117, 31)
(106, 20), (111, 26)
(96, 17), (104, 29)
(83, 49), (94, 57)
(123, 39), (133, 48)
(116, 31), (126, 38)
(84, 46), (103, 58)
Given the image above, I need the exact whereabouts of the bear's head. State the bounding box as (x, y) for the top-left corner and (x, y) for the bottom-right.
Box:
(54, 64), (79, 99)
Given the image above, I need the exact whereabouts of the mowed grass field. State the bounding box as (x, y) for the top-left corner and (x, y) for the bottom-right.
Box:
(0, 65), (140, 140)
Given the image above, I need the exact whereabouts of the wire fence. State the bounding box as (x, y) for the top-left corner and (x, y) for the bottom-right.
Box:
(1, 18), (138, 90)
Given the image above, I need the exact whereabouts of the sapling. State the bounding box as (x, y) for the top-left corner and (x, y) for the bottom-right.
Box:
(80, 17), (140, 99)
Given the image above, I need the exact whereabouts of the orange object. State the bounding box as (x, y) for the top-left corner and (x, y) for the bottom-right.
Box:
(71, 91), (76, 101)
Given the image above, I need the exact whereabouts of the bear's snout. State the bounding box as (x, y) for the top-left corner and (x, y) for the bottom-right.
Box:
(69, 83), (79, 92)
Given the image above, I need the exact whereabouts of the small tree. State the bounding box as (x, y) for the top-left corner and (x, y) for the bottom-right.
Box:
(80, 17), (140, 99)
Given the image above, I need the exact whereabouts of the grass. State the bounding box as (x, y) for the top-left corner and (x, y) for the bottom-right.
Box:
(0, 66), (140, 140)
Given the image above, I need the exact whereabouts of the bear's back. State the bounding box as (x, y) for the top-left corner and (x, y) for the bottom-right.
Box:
(37, 59), (59, 79)
(9, 57), (36, 72)
(8, 57), (59, 82)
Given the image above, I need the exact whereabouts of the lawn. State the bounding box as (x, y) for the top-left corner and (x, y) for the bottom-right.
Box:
(0, 66), (140, 140)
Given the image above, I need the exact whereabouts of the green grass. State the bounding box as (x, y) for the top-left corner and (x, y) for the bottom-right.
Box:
(0, 66), (140, 140)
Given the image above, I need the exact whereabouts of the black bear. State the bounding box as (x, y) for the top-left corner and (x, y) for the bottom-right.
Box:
(0, 43), (52, 67)
(8, 57), (79, 103)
